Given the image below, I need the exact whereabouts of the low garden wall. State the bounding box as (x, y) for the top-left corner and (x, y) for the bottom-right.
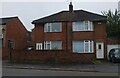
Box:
(9, 50), (95, 64)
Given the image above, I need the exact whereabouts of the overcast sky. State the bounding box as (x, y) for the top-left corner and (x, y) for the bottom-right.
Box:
(0, 0), (120, 31)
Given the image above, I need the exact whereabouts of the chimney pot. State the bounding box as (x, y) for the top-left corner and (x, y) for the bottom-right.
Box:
(69, 2), (73, 12)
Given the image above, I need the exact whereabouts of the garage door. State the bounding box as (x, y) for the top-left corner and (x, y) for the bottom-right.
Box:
(107, 45), (120, 60)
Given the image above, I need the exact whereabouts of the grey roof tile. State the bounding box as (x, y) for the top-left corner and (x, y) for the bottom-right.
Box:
(32, 10), (107, 24)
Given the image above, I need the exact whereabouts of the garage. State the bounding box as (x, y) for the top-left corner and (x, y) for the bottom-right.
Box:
(107, 44), (120, 60)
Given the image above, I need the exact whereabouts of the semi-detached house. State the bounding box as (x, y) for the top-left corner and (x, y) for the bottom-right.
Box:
(0, 17), (28, 60)
(31, 2), (107, 63)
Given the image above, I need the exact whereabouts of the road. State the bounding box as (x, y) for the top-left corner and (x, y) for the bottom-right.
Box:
(2, 67), (119, 76)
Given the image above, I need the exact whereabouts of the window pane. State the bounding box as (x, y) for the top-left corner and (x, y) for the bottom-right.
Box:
(90, 41), (93, 52)
(90, 22), (93, 31)
(73, 21), (93, 31)
(44, 24), (47, 32)
(84, 21), (89, 30)
(73, 40), (94, 53)
(44, 41), (62, 50)
(0, 39), (2, 48)
(73, 41), (84, 53)
(46, 44), (50, 49)
(51, 41), (62, 50)
(72, 22), (84, 31)
(52, 23), (61, 32)
(47, 26), (51, 32)
(45, 41), (51, 50)
(44, 23), (62, 32)
(84, 41), (89, 52)
(98, 44), (101, 49)
(36, 43), (42, 50)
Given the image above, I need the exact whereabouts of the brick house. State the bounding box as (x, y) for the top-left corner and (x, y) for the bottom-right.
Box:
(31, 2), (107, 63)
(0, 16), (28, 60)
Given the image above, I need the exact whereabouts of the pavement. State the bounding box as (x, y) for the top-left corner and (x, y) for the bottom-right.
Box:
(2, 60), (120, 73)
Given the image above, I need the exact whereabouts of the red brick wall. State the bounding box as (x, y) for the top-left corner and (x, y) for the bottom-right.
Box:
(94, 21), (107, 59)
(32, 21), (107, 62)
(2, 17), (28, 60)
(73, 32), (94, 40)
(107, 38), (120, 44)
(94, 21), (106, 40)
(32, 23), (68, 51)
(12, 50), (94, 64)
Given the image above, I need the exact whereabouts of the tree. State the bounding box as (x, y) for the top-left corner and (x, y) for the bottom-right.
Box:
(102, 9), (120, 39)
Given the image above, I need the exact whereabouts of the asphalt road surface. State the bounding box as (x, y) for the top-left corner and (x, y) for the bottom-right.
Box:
(2, 67), (119, 76)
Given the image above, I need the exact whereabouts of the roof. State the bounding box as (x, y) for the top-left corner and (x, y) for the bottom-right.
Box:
(0, 17), (18, 25)
(32, 10), (107, 24)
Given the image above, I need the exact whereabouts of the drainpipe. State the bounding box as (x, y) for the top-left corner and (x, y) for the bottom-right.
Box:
(66, 22), (68, 53)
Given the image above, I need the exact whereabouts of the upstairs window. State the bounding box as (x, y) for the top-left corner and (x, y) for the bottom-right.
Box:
(72, 21), (93, 31)
(44, 23), (62, 32)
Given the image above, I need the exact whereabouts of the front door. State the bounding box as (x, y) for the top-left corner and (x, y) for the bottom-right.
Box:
(96, 42), (104, 59)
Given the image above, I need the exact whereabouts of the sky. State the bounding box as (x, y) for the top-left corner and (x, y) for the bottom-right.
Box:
(118, 1), (120, 11)
(0, 0), (120, 31)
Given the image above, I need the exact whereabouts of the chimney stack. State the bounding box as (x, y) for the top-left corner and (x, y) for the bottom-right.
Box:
(69, 2), (73, 12)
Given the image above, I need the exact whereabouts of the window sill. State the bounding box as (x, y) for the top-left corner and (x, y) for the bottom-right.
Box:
(35, 49), (63, 51)
(73, 52), (94, 54)
(44, 32), (62, 33)
(72, 30), (94, 32)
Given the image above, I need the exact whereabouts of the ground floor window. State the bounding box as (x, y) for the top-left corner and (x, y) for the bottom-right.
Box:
(44, 41), (62, 50)
(72, 40), (94, 53)
(8, 40), (15, 49)
(36, 43), (42, 50)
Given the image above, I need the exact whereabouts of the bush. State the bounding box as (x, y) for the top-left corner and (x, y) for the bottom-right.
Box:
(92, 58), (102, 64)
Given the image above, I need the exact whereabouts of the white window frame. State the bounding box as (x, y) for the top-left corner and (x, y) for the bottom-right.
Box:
(84, 40), (89, 52)
(84, 21), (89, 31)
(36, 43), (42, 50)
(44, 23), (62, 32)
(84, 40), (94, 53)
(44, 41), (51, 50)
(73, 40), (94, 53)
(72, 21), (93, 31)
(44, 41), (62, 50)
(44, 23), (52, 32)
